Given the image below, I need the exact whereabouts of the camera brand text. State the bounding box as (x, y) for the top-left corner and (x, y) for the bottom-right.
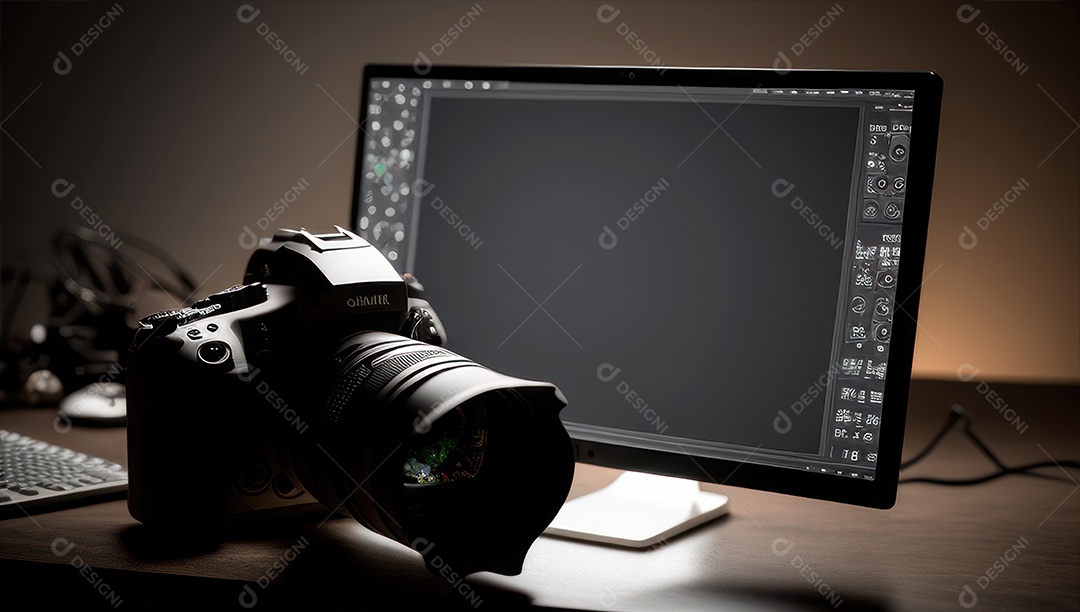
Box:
(346, 294), (390, 309)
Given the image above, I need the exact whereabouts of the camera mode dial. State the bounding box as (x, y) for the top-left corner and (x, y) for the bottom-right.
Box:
(193, 283), (268, 315)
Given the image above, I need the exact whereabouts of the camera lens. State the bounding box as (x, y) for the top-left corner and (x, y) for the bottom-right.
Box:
(403, 401), (487, 487)
(289, 332), (573, 577)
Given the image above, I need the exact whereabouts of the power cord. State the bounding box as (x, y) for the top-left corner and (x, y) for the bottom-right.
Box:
(899, 404), (1080, 486)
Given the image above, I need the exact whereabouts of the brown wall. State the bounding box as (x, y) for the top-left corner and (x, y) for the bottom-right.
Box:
(3, 0), (1077, 383)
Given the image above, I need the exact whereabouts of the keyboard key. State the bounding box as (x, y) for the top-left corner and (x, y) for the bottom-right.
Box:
(42, 483), (75, 492)
(0, 429), (127, 517)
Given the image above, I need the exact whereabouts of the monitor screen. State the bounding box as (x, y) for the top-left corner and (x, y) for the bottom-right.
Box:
(352, 65), (942, 508)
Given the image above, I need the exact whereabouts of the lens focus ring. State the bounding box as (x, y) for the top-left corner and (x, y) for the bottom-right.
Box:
(322, 335), (461, 426)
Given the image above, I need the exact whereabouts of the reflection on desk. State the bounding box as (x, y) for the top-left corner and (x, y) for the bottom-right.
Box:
(0, 380), (1076, 611)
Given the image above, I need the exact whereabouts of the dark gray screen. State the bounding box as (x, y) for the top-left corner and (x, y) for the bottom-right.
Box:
(414, 96), (860, 454)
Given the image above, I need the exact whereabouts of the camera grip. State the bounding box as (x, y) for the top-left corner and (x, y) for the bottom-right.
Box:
(127, 355), (234, 538)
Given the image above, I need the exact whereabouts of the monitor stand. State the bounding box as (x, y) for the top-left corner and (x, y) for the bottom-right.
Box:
(543, 471), (730, 548)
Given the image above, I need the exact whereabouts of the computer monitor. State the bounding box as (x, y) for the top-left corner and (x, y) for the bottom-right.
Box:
(351, 64), (942, 544)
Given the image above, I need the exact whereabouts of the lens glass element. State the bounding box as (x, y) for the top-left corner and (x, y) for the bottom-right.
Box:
(403, 402), (487, 486)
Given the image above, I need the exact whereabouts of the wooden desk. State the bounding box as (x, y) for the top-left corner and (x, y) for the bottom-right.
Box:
(1, 380), (1077, 610)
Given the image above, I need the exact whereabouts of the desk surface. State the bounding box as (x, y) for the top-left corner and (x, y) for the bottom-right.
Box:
(1, 380), (1077, 610)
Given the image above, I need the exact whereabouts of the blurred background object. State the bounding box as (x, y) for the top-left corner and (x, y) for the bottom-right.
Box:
(1, 225), (195, 404)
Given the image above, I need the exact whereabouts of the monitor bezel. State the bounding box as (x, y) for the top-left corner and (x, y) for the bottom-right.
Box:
(352, 64), (943, 509)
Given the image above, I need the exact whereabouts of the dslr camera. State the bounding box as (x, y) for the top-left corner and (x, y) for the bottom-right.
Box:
(127, 227), (574, 576)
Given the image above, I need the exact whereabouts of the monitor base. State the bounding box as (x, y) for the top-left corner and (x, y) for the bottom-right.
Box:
(543, 471), (729, 548)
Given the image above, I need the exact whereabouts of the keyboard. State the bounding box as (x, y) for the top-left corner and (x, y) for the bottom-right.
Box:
(0, 429), (127, 518)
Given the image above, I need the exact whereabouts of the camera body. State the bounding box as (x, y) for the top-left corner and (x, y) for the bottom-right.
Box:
(127, 227), (574, 576)
(127, 227), (434, 530)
